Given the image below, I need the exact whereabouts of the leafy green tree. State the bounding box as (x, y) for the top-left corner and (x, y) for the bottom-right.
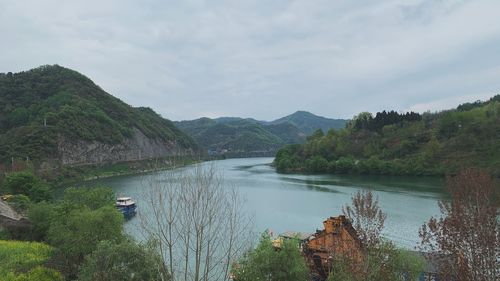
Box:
(27, 202), (57, 241)
(2, 172), (51, 202)
(335, 157), (355, 174)
(307, 129), (325, 141)
(61, 186), (115, 210)
(20, 186), (125, 279)
(306, 155), (328, 173)
(232, 233), (309, 281)
(47, 206), (124, 278)
(351, 112), (373, 131)
(78, 240), (170, 281)
(275, 155), (292, 172)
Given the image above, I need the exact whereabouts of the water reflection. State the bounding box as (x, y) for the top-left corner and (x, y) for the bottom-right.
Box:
(74, 157), (445, 249)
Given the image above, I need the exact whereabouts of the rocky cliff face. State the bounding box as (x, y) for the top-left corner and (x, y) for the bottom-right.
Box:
(58, 128), (192, 166)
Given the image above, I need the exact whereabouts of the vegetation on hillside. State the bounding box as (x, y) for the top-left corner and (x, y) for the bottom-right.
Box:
(2, 172), (51, 203)
(0, 240), (63, 281)
(175, 111), (346, 156)
(0, 65), (198, 164)
(77, 240), (167, 281)
(274, 95), (500, 176)
(232, 233), (309, 281)
(270, 110), (348, 135)
(175, 118), (302, 156)
(0, 172), (170, 281)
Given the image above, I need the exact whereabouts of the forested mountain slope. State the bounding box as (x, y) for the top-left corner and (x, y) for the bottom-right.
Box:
(0, 65), (198, 169)
(274, 96), (500, 176)
(174, 118), (302, 157)
(270, 111), (348, 135)
(175, 111), (347, 157)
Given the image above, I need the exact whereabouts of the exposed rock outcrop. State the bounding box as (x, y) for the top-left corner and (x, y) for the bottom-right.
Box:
(0, 199), (31, 239)
(58, 128), (193, 166)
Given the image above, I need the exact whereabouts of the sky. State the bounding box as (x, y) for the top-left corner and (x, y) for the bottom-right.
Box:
(1, 0), (500, 121)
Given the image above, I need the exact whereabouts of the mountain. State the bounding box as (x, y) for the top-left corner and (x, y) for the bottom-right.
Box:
(274, 95), (500, 176)
(270, 111), (348, 135)
(213, 117), (265, 124)
(174, 111), (347, 157)
(174, 118), (302, 157)
(0, 65), (199, 169)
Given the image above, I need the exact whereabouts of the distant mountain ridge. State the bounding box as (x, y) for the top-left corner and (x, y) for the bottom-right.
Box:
(0, 65), (199, 169)
(175, 111), (348, 157)
(271, 111), (348, 135)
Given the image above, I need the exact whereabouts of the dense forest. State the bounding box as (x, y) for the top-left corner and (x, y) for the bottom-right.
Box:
(175, 111), (347, 157)
(274, 95), (500, 176)
(175, 118), (302, 156)
(0, 65), (198, 166)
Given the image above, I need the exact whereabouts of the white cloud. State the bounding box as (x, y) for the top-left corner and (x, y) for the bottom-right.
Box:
(1, 0), (499, 120)
(407, 92), (494, 113)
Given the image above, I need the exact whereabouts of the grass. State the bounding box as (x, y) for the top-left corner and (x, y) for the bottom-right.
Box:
(0, 240), (53, 276)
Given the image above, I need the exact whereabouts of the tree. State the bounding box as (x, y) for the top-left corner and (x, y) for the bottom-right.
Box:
(351, 112), (373, 131)
(232, 233), (309, 281)
(342, 190), (386, 249)
(306, 155), (328, 173)
(419, 168), (499, 281)
(61, 186), (115, 210)
(78, 240), (170, 281)
(307, 129), (325, 141)
(140, 164), (253, 281)
(329, 191), (424, 281)
(30, 187), (125, 279)
(47, 205), (124, 278)
(327, 241), (424, 281)
(2, 172), (51, 202)
(27, 202), (57, 241)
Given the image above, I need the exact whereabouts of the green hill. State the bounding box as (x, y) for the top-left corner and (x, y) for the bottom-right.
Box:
(270, 111), (348, 135)
(175, 118), (298, 157)
(175, 111), (347, 157)
(0, 65), (198, 169)
(274, 96), (500, 176)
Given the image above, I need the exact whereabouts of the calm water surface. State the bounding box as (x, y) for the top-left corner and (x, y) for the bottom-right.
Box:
(77, 157), (445, 249)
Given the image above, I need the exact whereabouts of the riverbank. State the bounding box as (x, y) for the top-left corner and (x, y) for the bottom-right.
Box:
(52, 156), (202, 187)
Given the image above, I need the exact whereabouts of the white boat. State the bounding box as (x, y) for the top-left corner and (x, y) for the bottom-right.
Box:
(115, 197), (137, 217)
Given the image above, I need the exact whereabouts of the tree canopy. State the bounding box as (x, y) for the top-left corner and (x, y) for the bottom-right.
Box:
(0, 65), (198, 164)
(275, 95), (500, 176)
(232, 233), (309, 281)
(78, 240), (169, 281)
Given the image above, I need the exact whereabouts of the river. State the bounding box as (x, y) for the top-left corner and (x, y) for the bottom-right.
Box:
(75, 157), (445, 249)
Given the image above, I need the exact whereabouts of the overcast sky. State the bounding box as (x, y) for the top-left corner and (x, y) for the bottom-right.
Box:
(1, 0), (499, 121)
